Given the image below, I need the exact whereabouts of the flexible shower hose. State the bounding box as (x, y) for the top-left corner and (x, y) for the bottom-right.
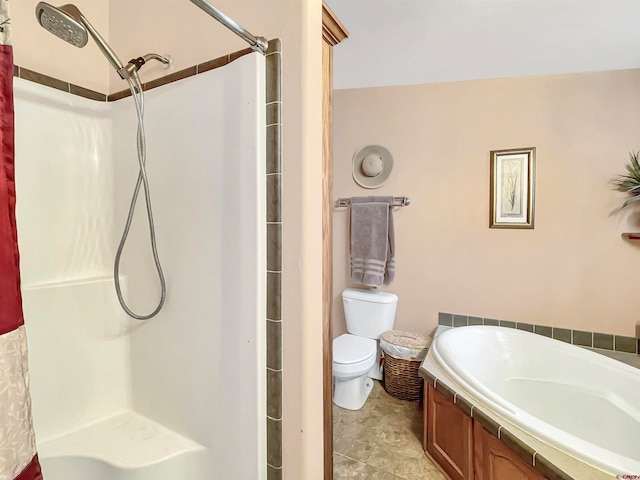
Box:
(113, 74), (166, 320)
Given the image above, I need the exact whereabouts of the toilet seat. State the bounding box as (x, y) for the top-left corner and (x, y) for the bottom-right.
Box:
(333, 334), (376, 365)
(332, 334), (377, 409)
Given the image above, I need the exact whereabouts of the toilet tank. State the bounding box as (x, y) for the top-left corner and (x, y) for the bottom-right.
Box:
(342, 288), (398, 339)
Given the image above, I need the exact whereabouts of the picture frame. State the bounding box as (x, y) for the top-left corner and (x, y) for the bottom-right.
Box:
(490, 147), (536, 229)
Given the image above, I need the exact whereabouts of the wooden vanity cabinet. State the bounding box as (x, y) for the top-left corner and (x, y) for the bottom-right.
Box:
(425, 384), (473, 480)
(424, 382), (547, 480)
(474, 422), (545, 480)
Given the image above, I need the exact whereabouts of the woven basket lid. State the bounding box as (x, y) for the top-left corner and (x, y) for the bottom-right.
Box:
(380, 330), (431, 349)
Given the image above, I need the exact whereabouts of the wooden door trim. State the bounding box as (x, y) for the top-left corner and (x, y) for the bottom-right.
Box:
(323, 3), (349, 46)
(322, 3), (348, 480)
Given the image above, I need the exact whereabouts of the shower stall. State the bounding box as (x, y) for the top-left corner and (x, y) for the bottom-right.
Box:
(13, 4), (267, 478)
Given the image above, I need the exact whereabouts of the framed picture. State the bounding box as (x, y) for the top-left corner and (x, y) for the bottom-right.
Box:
(490, 147), (535, 229)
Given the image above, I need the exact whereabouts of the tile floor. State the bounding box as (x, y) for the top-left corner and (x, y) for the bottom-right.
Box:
(333, 381), (447, 480)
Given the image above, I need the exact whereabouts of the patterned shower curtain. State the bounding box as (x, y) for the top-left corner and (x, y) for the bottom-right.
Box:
(0, 2), (43, 479)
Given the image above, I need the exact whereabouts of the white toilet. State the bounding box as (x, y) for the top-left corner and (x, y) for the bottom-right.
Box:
(332, 288), (398, 410)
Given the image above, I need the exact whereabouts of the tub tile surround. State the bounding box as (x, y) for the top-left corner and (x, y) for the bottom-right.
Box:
(15, 41), (283, 478)
(426, 321), (637, 479)
(420, 367), (602, 480)
(438, 312), (639, 355)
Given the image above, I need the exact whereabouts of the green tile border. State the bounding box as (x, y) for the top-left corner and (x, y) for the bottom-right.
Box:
(265, 38), (282, 477)
(439, 312), (639, 355)
(14, 45), (255, 103)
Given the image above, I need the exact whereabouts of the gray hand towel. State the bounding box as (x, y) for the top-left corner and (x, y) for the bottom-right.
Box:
(350, 196), (395, 286)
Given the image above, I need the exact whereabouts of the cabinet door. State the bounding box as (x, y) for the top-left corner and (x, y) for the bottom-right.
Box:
(426, 384), (473, 480)
(474, 422), (545, 480)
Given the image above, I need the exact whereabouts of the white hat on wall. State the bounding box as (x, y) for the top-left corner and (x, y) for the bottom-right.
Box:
(352, 145), (394, 189)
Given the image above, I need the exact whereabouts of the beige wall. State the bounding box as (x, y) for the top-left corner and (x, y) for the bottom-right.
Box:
(107, 0), (253, 92)
(333, 69), (640, 339)
(13, 1), (325, 478)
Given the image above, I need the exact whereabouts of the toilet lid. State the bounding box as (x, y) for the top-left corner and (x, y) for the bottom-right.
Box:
(333, 334), (376, 364)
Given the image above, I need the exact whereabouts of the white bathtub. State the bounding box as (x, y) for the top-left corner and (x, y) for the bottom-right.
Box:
(429, 326), (640, 476)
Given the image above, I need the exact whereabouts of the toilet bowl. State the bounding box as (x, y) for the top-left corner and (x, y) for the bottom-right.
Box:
(332, 288), (398, 410)
(332, 334), (377, 410)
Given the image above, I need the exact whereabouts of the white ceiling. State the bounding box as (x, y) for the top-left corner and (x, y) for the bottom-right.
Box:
(326, 0), (640, 90)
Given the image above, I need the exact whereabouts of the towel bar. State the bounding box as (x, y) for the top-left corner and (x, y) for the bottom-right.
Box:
(334, 196), (410, 208)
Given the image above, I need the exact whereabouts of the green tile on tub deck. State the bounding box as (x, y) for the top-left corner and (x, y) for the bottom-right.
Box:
(468, 316), (483, 326)
(435, 380), (455, 402)
(499, 320), (516, 329)
(552, 328), (572, 343)
(421, 369), (437, 386)
(534, 325), (552, 338)
(454, 394), (473, 417)
(614, 335), (637, 354)
(535, 453), (574, 480)
(516, 322), (534, 332)
(483, 318), (500, 326)
(572, 330), (592, 347)
(592, 332), (613, 350)
(438, 312), (453, 326)
(473, 408), (500, 437)
(500, 428), (536, 467)
(453, 314), (468, 327)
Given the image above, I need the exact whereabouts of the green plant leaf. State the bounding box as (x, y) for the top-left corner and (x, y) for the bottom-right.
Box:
(612, 151), (640, 207)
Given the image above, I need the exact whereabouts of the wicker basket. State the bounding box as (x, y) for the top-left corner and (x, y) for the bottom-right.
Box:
(382, 351), (423, 402)
(380, 330), (430, 402)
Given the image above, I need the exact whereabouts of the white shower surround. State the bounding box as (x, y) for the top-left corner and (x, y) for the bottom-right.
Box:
(14, 53), (266, 479)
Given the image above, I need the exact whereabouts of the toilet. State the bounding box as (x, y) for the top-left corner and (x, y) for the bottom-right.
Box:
(332, 288), (398, 410)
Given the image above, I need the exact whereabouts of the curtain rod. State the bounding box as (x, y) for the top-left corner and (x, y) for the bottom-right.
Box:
(189, 0), (268, 55)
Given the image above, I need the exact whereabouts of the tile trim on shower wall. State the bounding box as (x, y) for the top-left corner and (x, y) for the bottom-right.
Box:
(265, 38), (283, 480)
(438, 312), (640, 355)
(13, 65), (108, 101)
(13, 46), (255, 102)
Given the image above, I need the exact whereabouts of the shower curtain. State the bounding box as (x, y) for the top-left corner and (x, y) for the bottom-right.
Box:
(0, 3), (42, 479)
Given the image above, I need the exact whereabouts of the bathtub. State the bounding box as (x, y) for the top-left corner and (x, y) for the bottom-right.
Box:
(429, 326), (640, 476)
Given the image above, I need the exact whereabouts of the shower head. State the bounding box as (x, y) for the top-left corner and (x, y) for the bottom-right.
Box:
(36, 2), (171, 81)
(35, 2), (126, 76)
(35, 3), (87, 47)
